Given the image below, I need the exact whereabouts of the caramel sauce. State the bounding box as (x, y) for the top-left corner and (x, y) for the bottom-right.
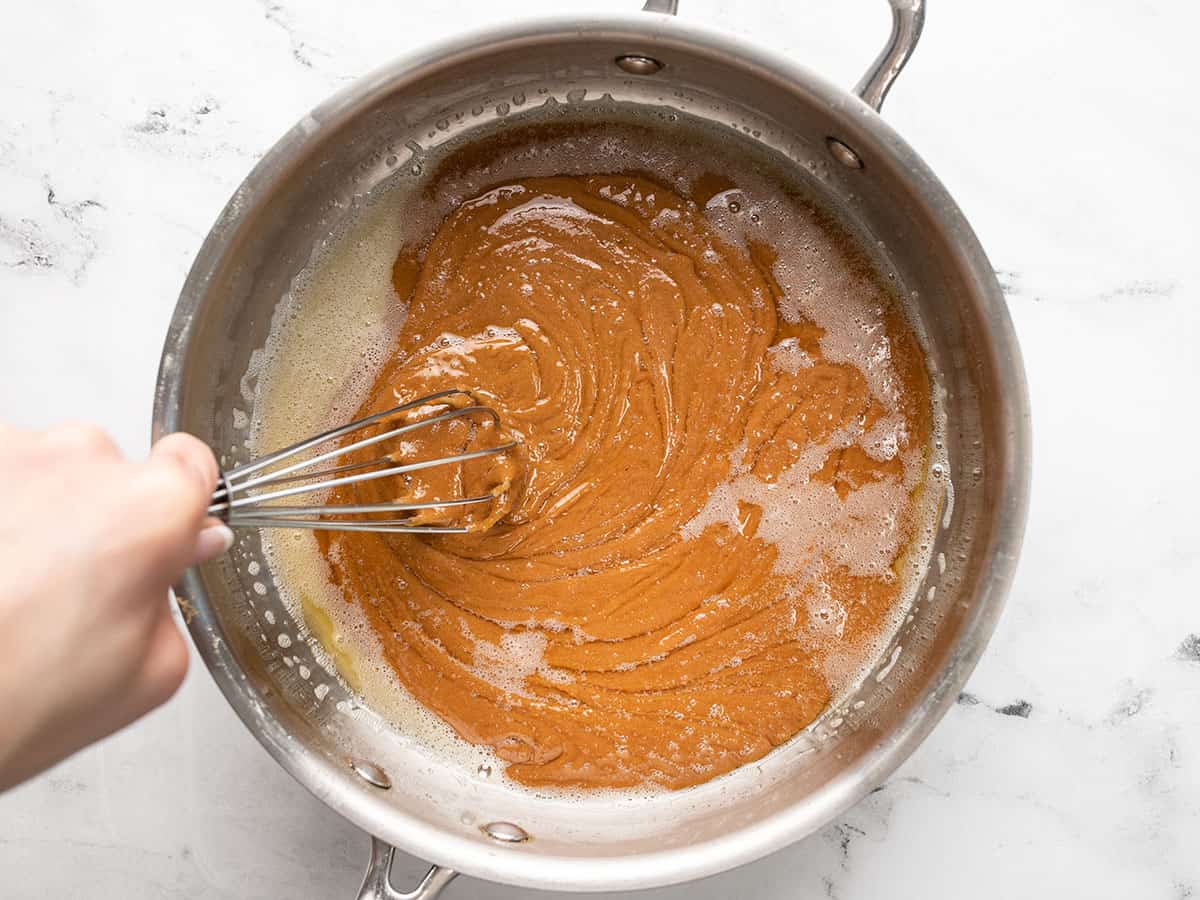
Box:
(313, 148), (933, 790)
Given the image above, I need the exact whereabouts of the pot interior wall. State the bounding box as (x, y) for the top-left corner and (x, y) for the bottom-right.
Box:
(164, 21), (1019, 884)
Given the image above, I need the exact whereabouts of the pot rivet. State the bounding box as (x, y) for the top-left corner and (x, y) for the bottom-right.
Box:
(615, 55), (664, 76)
(826, 137), (864, 170)
(482, 821), (529, 843)
(349, 758), (391, 789)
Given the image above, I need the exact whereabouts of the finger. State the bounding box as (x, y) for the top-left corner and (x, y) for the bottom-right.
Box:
(192, 517), (234, 565)
(150, 432), (219, 496)
(122, 454), (215, 574)
(40, 421), (121, 460)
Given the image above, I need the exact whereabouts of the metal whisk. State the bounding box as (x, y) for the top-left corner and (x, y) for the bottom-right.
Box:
(208, 389), (517, 534)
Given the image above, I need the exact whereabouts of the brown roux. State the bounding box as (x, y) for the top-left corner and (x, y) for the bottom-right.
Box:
(318, 139), (932, 790)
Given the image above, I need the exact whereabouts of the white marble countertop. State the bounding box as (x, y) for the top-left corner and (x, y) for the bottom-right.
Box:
(2, 1), (1198, 896)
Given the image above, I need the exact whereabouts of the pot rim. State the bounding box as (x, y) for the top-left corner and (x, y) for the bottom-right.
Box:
(154, 10), (1031, 892)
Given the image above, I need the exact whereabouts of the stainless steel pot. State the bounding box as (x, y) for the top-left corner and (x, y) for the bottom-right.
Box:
(153, 1), (1031, 895)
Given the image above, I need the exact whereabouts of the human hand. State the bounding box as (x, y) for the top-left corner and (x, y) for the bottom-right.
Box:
(0, 422), (230, 791)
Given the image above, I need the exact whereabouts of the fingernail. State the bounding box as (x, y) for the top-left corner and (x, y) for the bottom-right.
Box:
(193, 523), (234, 564)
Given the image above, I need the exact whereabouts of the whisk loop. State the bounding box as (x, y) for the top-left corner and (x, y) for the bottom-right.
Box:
(209, 389), (517, 534)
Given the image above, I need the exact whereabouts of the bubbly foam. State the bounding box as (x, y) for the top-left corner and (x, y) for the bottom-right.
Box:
(766, 337), (815, 374)
(694, 169), (948, 704)
(468, 630), (574, 698)
(703, 186), (904, 417)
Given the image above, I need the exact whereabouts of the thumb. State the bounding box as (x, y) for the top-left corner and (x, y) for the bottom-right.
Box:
(150, 432), (219, 496)
(148, 433), (232, 565)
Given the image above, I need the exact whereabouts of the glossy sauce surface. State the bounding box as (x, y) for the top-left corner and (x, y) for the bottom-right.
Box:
(313, 130), (935, 789)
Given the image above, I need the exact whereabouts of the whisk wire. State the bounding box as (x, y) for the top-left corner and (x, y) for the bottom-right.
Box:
(214, 444), (516, 513)
(209, 389), (516, 534)
(215, 391), (492, 496)
(229, 497), (496, 518)
(218, 519), (474, 534)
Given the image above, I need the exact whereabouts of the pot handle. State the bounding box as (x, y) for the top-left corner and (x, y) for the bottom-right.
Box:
(641, 0), (925, 114)
(357, 838), (457, 900)
(854, 0), (925, 112)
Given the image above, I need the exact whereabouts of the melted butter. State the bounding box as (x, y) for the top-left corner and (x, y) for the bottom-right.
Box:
(299, 590), (362, 693)
(254, 118), (942, 792)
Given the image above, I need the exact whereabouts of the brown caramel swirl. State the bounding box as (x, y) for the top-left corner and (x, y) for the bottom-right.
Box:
(321, 173), (931, 789)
